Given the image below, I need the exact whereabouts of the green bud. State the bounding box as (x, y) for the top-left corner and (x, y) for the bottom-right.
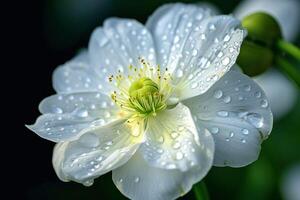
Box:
(242, 12), (282, 47)
(129, 77), (159, 98)
(237, 41), (273, 76)
(238, 12), (282, 76)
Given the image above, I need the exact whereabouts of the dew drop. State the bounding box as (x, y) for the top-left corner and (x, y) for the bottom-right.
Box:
(191, 82), (198, 89)
(213, 90), (223, 99)
(173, 142), (181, 149)
(76, 109), (89, 118)
(54, 107), (63, 114)
(223, 34), (231, 42)
(217, 111), (229, 117)
(170, 132), (179, 139)
(192, 49), (198, 56)
(242, 128), (249, 135)
(176, 152), (184, 160)
(134, 177), (140, 183)
(246, 113), (264, 128)
(158, 136), (164, 143)
(260, 99), (268, 108)
(255, 91), (262, 98)
(222, 57), (230, 66)
(211, 127), (219, 134)
(174, 35), (180, 43)
(223, 96), (231, 103)
(176, 69), (183, 78)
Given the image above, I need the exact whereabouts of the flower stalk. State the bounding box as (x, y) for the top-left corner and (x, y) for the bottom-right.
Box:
(193, 181), (210, 200)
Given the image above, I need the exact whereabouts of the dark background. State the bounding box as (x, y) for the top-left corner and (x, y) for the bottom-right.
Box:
(4, 0), (300, 199)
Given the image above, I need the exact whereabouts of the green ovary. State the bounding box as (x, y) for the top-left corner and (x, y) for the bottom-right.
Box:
(128, 77), (166, 116)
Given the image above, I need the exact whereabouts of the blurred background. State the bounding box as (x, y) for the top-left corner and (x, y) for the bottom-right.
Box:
(7, 0), (300, 199)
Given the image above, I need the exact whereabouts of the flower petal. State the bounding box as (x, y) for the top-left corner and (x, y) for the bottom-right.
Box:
(53, 51), (103, 93)
(112, 151), (212, 200)
(27, 92), (119, 142)
(140, 103), (214, 172)
(52, 119), (143, 186)
(147, 3), (245, 100)
(254, 69), (298, 120)
(88, 18), (156, 94)
(183, 70), (273, 167)
(234, 0), (300, 41)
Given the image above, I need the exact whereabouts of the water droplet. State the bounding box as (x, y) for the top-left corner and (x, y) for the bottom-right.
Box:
(223, 96), (231, 103)
(79, 132), (100, 147)
(200, 34), (206, 40)
(157, 148), (164, 154)
(217, 51), (224, 58)
(244, 85), (251, 91)
(214, 90), (223, 99)
(166, 163), (176, 169)
(134, 177), (140, 183)
(247, 113), (264, 128)
(241, 139), (246, 143)
(223, 34), (231, 42)
(171, 132), (179, 139)
(209, 24), (216, 31)
(173, 142), (181, 149)
(176, 69), (183, 78)
(242, 128), (249, 135)
(230, 132), (234, 137)
(76, 108), (89, 118)
(255, 91), (262, 98)
(191, 82), (198, 89)
(260, 99), (268, 108)
(176, 152), (184, 160)
(83, 180), (94, 186)
(54, 107), (63, 114)
(106, 141), (113, 146)
(222, 57), (230, 66)
(211, 127), (219, 134)
(119, 178), (123, 183)
(174, 35), (180, 43)
(158, 136), (164, 143)
(217, 111), (229, 117)
(192, 49), (198, 56)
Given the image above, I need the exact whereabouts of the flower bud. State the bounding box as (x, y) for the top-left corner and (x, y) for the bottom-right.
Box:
(237, 12), (282, 76)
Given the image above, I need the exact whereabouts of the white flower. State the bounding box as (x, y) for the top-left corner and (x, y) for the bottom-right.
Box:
(27, 3), (273, 200)
(234, 0), (300, 119)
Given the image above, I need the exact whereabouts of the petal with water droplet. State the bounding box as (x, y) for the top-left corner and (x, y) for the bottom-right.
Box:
(112, 151), (212, 200)
(146, 3), (246, 101)
(27, 92), (119, 142)
(140, 103), (214, 171)
(52, 119), (143, 185)
(183, 70), (273, 167)
(88, 18), (157, 94)
(53, 51), (104, 94)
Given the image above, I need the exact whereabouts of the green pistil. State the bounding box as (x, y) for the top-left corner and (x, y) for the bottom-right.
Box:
(129, 77), (166, 116)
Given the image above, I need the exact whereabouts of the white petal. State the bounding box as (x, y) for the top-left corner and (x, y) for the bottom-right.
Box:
(147, 3), (245, 100)
(28, 92), (119, 142)
(112, 151), (212, 200)
(88, 18), (156, 94)
(53, 51), (103, 93)
(52, 119), (143, 186)
(140, 103), (214, 172)
(254, 69), (298, 120)
(234, 0), (300, 41)
(183, 70), (273, 167)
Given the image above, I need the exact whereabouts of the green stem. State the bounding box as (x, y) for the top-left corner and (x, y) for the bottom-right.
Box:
(193, 181), (210, 200)
(276, 40), (300, 61)
(275, 56), (300, 88)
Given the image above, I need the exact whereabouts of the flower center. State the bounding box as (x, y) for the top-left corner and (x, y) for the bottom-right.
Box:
(110, 58), (173, 118)
(128, 77), (166, 116)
